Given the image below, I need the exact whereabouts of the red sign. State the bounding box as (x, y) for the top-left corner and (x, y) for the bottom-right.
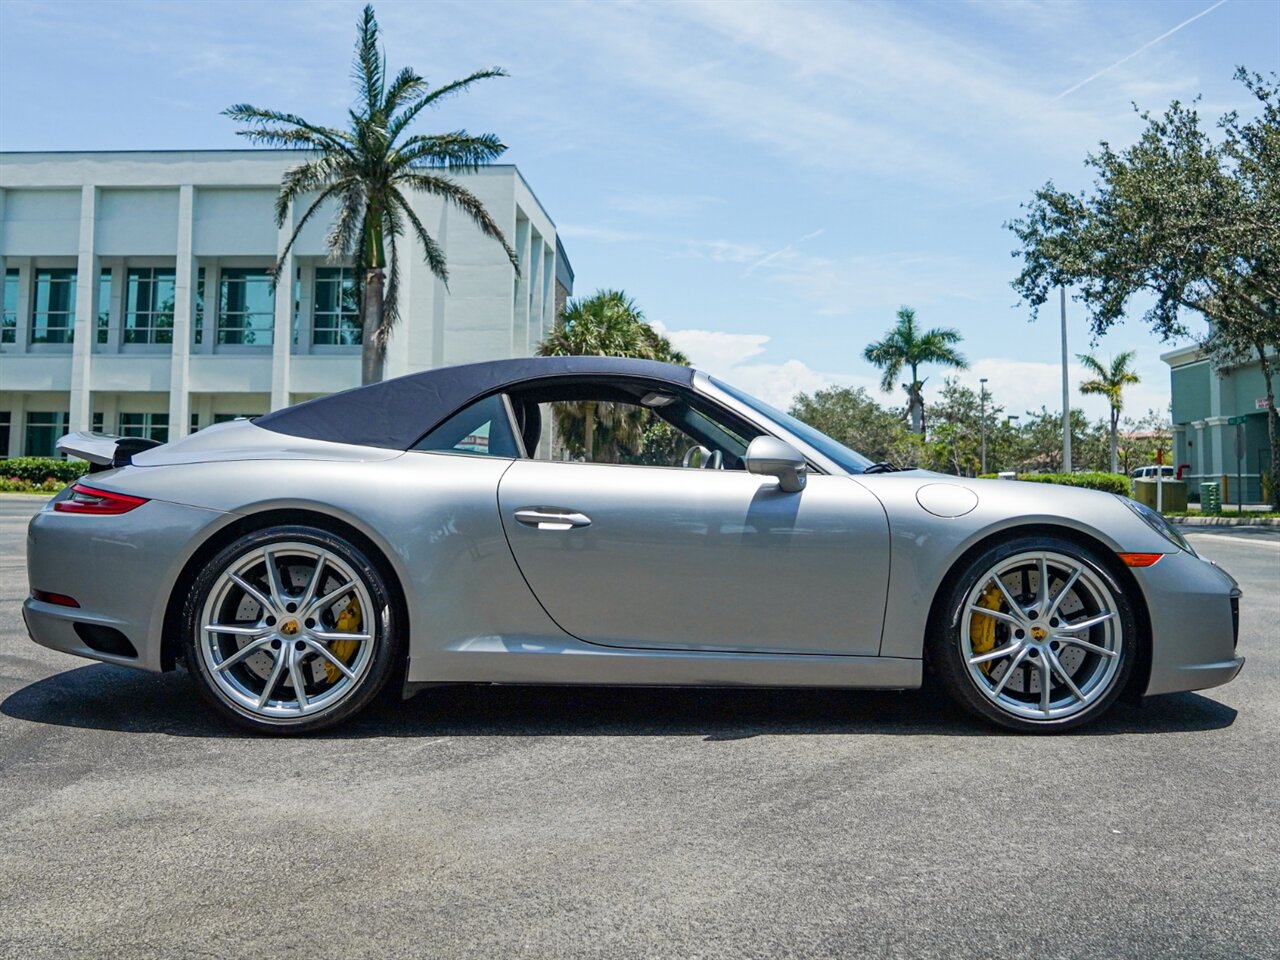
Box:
(1259, 398), (1273, 410)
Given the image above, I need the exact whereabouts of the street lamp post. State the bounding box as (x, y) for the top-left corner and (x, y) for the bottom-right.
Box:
(1060, 286), (1072, 473)
(979, 377), (988, 474)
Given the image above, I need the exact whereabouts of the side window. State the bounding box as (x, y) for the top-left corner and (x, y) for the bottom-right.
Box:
(413, 392), (522, 458)
(510, 386), (759, 469)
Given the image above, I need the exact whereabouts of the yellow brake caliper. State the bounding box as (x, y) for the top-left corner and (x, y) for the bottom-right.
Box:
(970, 583), (1004, 674)
(323, 597), (363, 684)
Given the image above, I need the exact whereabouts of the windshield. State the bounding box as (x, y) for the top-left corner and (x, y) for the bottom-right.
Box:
(709, 376), (874, 474)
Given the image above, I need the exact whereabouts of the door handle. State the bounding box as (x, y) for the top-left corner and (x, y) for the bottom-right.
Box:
(513, 508), (592, 530)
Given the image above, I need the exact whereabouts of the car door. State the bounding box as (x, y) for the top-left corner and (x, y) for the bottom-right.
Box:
(497, 460), (891, 656)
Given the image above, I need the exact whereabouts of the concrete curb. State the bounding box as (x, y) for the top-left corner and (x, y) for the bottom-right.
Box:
(1170, 515), (1280, 527)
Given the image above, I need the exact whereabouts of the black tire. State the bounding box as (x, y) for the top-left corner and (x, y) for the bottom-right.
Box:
(928, 534), (1138, 733)
(180, 524), (404, 735)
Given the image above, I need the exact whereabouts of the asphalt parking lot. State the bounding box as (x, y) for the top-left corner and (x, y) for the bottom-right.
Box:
(1, 494), (1277, 960)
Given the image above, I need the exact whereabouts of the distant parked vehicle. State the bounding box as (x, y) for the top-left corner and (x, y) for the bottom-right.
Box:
(1132, 466), (1175, 481)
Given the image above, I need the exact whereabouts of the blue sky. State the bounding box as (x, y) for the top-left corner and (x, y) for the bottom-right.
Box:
(2, 0), (1277, 416)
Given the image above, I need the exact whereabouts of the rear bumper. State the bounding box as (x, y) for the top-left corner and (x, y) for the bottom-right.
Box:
(24, 496), (233, 673)
(1139, 549), (1245, 696)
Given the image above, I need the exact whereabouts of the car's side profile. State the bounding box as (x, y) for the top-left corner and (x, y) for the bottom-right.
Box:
(23, 356), (1244, 734)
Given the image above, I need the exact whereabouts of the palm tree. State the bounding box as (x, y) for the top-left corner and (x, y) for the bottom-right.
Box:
(537, 290), (687, 460)
(224, 4), (518, 384)
(863, 306), (967, 434)
(1078, 351), (1141, 473)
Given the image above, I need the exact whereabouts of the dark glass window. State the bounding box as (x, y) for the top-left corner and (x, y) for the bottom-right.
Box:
(194, 267), (205, 346)
(217, 268), (274, 346)
(313, 267), (361, 346)
(31, 269), (77, 344)
(97, 270), (111, 344)
(118, 412), (169, 444)
(24, 411), (69, 457)
(2, 269), (18, 344)
(124, 267), (176, 344)
(0, 411), (10, 454)
(413, 393), (522, 458)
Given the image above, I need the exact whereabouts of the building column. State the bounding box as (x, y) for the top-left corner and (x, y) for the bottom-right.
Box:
(270, 202), (294, 411)
(69, 185), (98, 433)
(169, 185), (196, 439)
(6, 394), (24, 457)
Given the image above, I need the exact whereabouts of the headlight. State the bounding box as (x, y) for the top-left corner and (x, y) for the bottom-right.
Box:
(1116, 495), (1196, 556)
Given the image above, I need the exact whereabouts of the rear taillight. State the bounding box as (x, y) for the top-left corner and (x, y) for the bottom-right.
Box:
(54, 483), (148, 515)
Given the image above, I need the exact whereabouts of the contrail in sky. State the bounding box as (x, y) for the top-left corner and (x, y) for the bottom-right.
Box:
(1048, 0), (1228, 103)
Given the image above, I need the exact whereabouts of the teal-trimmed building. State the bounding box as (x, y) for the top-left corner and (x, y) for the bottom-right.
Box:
(1163, 344), (1275, 504)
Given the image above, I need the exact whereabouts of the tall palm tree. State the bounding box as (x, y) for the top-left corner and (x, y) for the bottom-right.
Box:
(863, 306), (967, 434)
(1078, 350), (1141, 473)
(537, 290), (687, 460)
(224, 4), (518, 384)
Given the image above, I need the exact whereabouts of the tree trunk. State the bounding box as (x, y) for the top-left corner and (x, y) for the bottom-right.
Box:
(1257, 343), (1280, 511)
(584, 402), (596, 462)
(361, 268), (384, 385)
(1109, 408), (1119, 474)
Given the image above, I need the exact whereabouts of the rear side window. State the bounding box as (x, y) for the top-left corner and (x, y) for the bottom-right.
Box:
(413, 393), (522, 458)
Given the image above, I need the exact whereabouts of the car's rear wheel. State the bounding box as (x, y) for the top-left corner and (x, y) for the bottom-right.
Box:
(929, 536), (1137, 732)
(181, 525), (402, 734)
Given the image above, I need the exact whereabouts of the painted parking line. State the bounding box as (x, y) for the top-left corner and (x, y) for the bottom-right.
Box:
(1186, 534), (1280, 550)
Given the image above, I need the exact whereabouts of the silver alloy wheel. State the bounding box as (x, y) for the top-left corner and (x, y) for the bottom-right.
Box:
(197, 541), (377, 723)
(961, 550), (1123, 722)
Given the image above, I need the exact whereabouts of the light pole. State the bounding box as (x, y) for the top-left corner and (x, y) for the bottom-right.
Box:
(979, 377), (988, 474)
(1060, 286), (1072, 473)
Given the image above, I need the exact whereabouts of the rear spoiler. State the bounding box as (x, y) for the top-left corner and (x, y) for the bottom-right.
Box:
(56, 432), (163, 473)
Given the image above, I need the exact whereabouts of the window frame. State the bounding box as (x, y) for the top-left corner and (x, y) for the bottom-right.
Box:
(123, 266), (177, 346)
(411, 391), (527, 460)
(216, 267), (274, 347)
(312, 266), (362, 348)
(30, 268), (77, 345)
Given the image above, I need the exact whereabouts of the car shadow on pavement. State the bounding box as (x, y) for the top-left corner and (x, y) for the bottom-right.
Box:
(1, 662), (1240, 740)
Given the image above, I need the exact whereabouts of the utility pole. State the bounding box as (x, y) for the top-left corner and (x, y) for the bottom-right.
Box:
(979, 377), (988, 474)
(1060, 286), (1072, 473)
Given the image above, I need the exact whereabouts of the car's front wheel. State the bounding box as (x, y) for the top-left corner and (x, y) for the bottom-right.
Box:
(929, 536), (1138, 732)
(181, 525), (402, 734)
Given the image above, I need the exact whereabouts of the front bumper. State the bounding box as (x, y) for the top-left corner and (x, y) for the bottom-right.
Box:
(1139, 548), (1245, 696)
(24, 495), (232, 673)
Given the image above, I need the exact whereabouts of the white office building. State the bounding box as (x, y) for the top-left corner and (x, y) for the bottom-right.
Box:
(0, 150), (572, 457)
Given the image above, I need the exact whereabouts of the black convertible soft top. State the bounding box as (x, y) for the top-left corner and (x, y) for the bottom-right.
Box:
(254, 355), (697, 450)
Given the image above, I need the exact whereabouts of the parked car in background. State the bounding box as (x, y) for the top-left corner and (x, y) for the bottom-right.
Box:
(1132, 466), (1175, 481)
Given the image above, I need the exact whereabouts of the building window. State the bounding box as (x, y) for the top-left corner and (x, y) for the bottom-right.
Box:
(313, 267), (361, 346)
(2, 269), (17, 344)
(92, 412), (104, 433)
(0, 411), (10, 454)
(124, 267), (176, 344)
(31, 268), (77, 344)
(217, 268), (273, 346)
(190, 412), (201, 434)
(194, 267), (205, 346)
(118, 413), (169, 444)
(25, 412), (69, 458)
(98, 270), (111, 344)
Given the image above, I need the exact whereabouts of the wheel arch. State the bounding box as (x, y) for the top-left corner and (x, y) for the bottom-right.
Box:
(924, 522), (1152, 700)
(162, 507), (411, 673)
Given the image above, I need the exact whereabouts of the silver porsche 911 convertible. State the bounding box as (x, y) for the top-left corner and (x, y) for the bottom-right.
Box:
(24, 356), (1243, 734)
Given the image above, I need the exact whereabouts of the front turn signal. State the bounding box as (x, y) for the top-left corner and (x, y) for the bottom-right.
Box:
(54, 483), (149, 515)
(1117, 552), (1164, 568)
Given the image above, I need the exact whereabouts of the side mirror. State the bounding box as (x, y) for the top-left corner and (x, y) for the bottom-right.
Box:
(746, 436), (807, 492)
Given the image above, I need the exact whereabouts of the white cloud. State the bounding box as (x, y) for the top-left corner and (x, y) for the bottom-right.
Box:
(951, 357), (1170, 423)
(651, 321), (873, 408)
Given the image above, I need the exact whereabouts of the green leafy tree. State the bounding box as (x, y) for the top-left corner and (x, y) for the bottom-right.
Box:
(789, 386), (922, 467)
(1077, 351), (1141, 473)
(1008, 69), (1280, 507)
(1118, 408), (1173, 475)
(1017, 407), (1109, 473)
(224, 4), (518, 384)
(536, 290), (687, 461)
(863, 306), (968, 435)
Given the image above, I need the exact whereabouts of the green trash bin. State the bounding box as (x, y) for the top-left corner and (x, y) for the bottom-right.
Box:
(1200, 481), (1221, 515)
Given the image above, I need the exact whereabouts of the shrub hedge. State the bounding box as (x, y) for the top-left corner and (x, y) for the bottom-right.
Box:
(977, 471), (1130, 495)
(0, 457), (90, 485)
